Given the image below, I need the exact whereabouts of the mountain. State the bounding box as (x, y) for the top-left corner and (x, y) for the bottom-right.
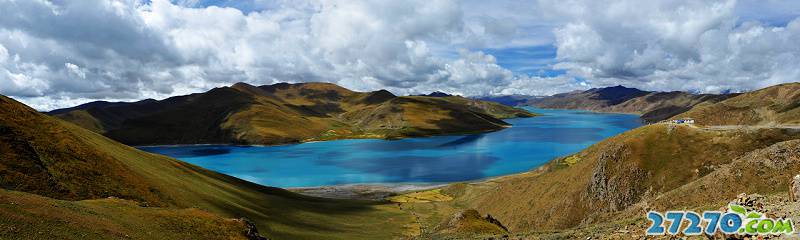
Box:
(673, 82), (800, 126)
(50, 82), (536, 146)
(474, 95), (538, 107)
(625, 91), (733, 122)
(525, 85), (649, 111)
(421, 91), (453, 97)
(0, 95), (411, 239)
(523, 85), (735, 122)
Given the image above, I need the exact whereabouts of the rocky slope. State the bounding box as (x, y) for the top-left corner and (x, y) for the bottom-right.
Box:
(0, 95), (411, 240)
(50, 82), (535, 146)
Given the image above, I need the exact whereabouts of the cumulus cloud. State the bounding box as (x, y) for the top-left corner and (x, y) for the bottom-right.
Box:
(0, 0), (567, 110)
(542, 0), (800, 92)
(0, 0), (797, 110)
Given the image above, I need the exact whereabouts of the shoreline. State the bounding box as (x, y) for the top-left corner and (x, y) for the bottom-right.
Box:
(134, 109), (638, 200)
(133, 124), (518, 148)
(286, 170), (535, 200)
(288, 183), (448, 200)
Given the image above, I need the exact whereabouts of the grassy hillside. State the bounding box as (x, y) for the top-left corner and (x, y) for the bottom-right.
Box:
(0, 95), (412, 240)
(51, 82), (536, 145)
(608, 91), (732, 122)
(462, 124), (800, 231)
(674, 82), (800, 126)
(0, 189), (253, 240)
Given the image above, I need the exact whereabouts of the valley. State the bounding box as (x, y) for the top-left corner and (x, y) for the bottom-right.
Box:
(2, 82), (800, 239)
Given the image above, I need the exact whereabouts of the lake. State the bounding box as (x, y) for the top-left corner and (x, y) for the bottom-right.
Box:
(139, 108), (642, 188)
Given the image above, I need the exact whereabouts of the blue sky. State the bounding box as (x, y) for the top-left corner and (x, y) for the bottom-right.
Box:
(483, 46), (563, 77)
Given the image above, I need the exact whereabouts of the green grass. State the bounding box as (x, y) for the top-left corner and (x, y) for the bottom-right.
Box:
(0, 189), (249, 240)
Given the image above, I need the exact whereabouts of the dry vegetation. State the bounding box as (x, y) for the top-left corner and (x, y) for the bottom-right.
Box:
(0, 189), (251, 240)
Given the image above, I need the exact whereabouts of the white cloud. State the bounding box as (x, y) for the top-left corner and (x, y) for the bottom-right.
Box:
(496, 75), (588, 96)
(0, 0), (798, 110)
(0, 0), (571, 110)
(65, 63), (86, 79)
(0, 44), (7, 63)
(542, 0), (800, 92)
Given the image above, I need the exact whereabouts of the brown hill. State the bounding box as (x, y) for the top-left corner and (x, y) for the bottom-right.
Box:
(525, 85), (649, 111)
(673, 82), (800, 126)
(0, 95), (411, 239)
(523, 86), (734, 122)
(50, 82), (536, 145)
(607, 91), (732, 122)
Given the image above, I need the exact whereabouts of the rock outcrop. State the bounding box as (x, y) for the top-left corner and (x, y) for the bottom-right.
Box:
(436, 209), (509, 235)
(235, 218), (269, 240)
(791, 175), (800, 202)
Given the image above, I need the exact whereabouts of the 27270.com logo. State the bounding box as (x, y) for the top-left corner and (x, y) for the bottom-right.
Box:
(646, 204), (794, 236)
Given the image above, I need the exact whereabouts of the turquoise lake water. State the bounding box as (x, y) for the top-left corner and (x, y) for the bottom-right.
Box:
(139, 108), (642, 188)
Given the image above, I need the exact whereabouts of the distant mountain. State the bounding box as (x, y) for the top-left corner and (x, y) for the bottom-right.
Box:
(526, 85), (649, 110)
(421, 91), (453, 97)
(474, 95), (539, 107)
(0, 94), (411, 239)
(522, 85), (735, 122)
(673, 82), (800, 126)
(50, 82), (536, 145)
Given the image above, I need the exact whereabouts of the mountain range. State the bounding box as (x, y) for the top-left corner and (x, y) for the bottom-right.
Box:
(480, 85), (736, 123)
(49, 82), (535, 146)
(2, 81), (800, 239)
(510, 83), (800, 126)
